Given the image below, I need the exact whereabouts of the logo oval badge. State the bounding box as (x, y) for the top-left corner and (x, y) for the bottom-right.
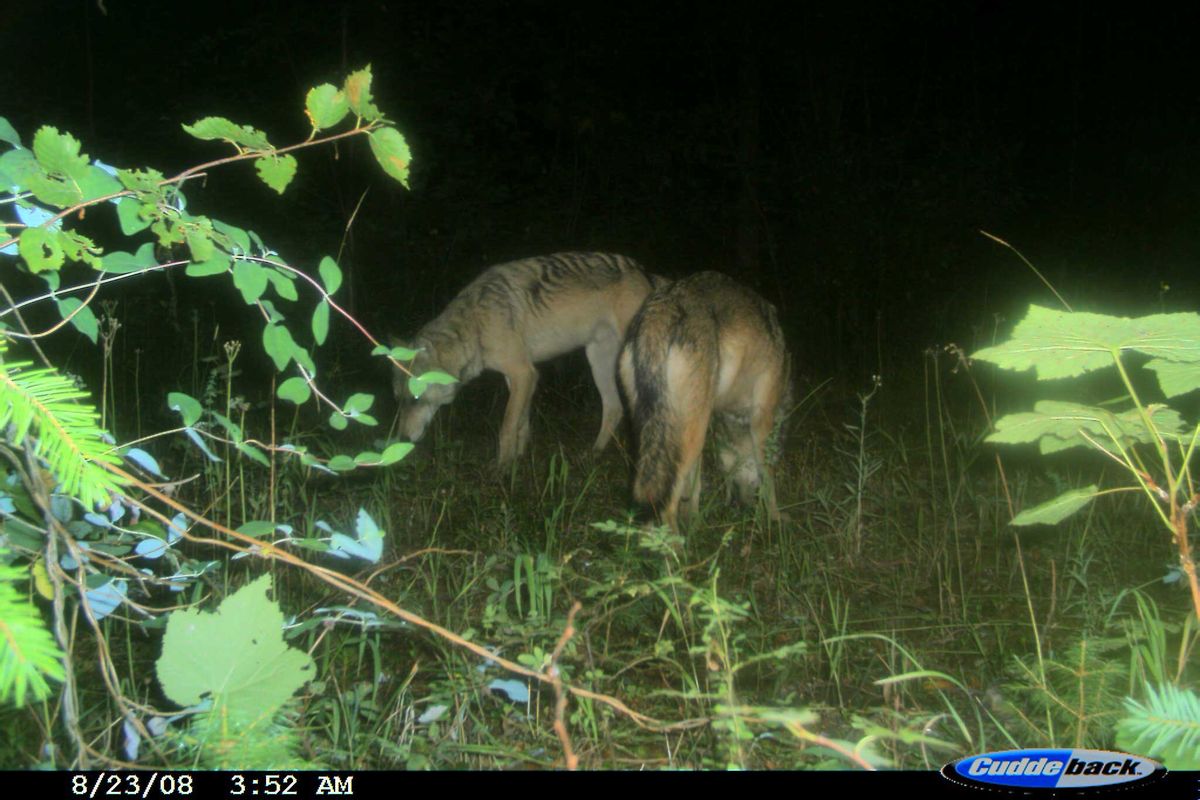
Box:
(942, 749), (1166, 792)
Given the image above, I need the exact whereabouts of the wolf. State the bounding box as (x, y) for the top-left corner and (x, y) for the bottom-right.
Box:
(393, 252), (663, 467)
(618, 271), (790, 531)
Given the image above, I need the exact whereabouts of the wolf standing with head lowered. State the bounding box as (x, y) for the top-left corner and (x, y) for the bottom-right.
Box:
(394, 252), (662, 467)
(619, 271), (789, 531)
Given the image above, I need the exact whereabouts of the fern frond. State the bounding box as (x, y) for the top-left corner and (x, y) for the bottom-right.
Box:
(0, 340), (125, 508)
(1116, 683), (1200, 770)
(0, 556), (65, 706)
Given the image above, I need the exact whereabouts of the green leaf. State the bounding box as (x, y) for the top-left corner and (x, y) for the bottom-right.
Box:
(1010, 485), (1100, 526)
(156, 574), (315, 724)
(419, 370), (457, 385)
(368, 127), (411, 187)
(0, 117), (22, 148)
(236, 442), (270, 467)
(108, 243), (155, 274)
(262, 323), (298, 371)
(265, 268), (298, 301)
(277, 377), (311, 405)
(343, 393), (374, 414)
(292, 346), (316, 376)
(254, 154), (297, 195)
(312, 300), (330, 345)
(0, 148), (37, 190)
(1144, 358), (1200, 398)
(353, 451), (382, 466)
(78, 165), (122, 202)
(988, 401), (1187, 455)
(328, 413), (349, 432)
(212, 220), (251, 256)
(407, 375), (428, 399)
(380, 343), (420, 360)
(305, 84), (350, 131)
(115, 197), (152, 235)
(974, 305), (1200, 380)
(18, 228), (64, 272)
(326, 454), (355, 470)
(55, 298), (99, 344)
(232, 261), (269, 304)
(182, 117), (271, 151)
(186, 250), (231, 277)
(379, 441), (414, 465)
(317, 256), (342, 294)
(344, 66), (381, 120)
(237, 520), (277, 538)
(186, 226), (215, 264)
(32, 126), (89, 180)
(115, 166), (165, 193)
(168, 392), (203, 426)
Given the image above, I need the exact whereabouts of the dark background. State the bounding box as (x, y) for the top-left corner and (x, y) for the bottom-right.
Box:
(5, 1), (1200, 393)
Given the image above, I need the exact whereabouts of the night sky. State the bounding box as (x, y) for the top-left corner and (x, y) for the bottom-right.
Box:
(5, 2), (1200, 384)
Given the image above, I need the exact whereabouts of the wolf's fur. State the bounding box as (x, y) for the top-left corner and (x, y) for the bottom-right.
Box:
(618, 271), (789, 530)
(394, 252), (659, 466)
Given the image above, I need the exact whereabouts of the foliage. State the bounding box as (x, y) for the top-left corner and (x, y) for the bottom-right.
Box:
(974, 304), (1200, 620)
(1115, 683), (1200, 770)
(156, 575), (316, 768)
(0, 67), (412, 767)
(0, 553), (64, 705)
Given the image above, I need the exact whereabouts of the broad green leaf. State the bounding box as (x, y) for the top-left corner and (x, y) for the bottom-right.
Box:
(259, 299), (284, 324)
(407, 375), (428, 399)
(0, 117), (21, 148)
(237, 521), (277, 538)
(168, 392), (203, 426)
(18, 228), (64, 272)
(1145, 358), (1200, 398)
(211, 411), (242, 441)
(265, 268), (298, 301)
(328, 413), (349, 432)
(254, 154), (297, 195)
(305, 84), (350, 130)
(277, 377), (311, 405)
(344, 66), (381, 120)
(185, 250), (231, 277)
(312, 300), (330, 345)
(100, 243), (157, 274)
(232, 261), (269, 304)
(0, 148), (37, 190)
(262, 323), (298, 371)
(185, 226), (214, 263)
(974, 305), (1200, 380)
(292, 346), (316, 376)
(418, 370), (457, 385)
(379, 343), (420, 360)
(212, 219), (251, 255)
(318, 255), (342, 294)
(55, 298), (98, 343)
(326, 453), (355, 470)
(78, 164), (122, 202)
(343, 393), (374, 414)
(1010, 485), (1100, 526)
(32, 126), (89, 179)
(236, 442), (270, 467)
(115, 166), (165, 192)
(182, 117), (271, 151)
(156, 574), (315, 724)
(379, 441), (414, 465)
(988, 400), (1187, 454)
(368, 127), (411, 187)
(115, 197), (152, 235)
(353, 451), (382, 465)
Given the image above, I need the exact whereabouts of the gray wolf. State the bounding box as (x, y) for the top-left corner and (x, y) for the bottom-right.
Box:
(394, 252), (660, 466)
(618, 271), (789, 530)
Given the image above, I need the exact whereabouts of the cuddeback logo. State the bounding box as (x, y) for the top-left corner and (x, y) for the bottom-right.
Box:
(941, 749), (1166, 791)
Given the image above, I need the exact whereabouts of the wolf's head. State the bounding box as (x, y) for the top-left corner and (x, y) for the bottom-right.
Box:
(391, 337), (460, 443)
